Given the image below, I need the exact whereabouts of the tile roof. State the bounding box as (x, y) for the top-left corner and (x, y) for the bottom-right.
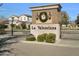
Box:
(30, 4), (62, 9)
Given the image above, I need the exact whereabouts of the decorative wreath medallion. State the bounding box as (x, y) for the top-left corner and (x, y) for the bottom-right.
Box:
(39, 12), (48, 22)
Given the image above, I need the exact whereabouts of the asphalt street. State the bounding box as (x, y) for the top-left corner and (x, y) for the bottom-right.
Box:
(1, 30), (79, 56)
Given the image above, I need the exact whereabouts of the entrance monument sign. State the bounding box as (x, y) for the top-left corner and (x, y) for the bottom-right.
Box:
(30, 4), (62, 42)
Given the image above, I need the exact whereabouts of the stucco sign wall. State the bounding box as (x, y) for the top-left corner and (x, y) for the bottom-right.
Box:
(30, 24), (60, 42)
(30, 4), (62, 43)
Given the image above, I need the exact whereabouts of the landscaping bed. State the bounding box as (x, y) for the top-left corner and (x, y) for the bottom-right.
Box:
(26, 33), (56, 43)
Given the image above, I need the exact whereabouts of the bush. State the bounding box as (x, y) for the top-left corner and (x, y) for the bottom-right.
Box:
(26, 36), (36, 41)
(0, 29), (6, 34)
(0, 24), (7, 34)
(16, 25), (20, 29)
(46, 33), (56, 43)
(0, 24), (8, 29)
(37, 33), (47, 42)
(27, 25), (30, 30)
(10, 24), (16, 28)
(21, 23), (26, 29)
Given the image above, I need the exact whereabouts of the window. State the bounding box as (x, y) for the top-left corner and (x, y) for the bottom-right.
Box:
(24, 17), (26, 20)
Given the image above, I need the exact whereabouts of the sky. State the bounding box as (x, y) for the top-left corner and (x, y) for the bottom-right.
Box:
(0, 3), (79, 21)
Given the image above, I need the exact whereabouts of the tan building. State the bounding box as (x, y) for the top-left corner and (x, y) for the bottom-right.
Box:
(0, 20), (5, 24)
(9, 15), (19, 25)
(30, 4), (62, 24)
(8, 14), (32, 30)
(9, 14), (32, 25)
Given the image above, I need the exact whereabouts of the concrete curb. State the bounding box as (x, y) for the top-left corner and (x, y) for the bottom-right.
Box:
(20, 41), (79, 48)
(0, 36), (17, 40)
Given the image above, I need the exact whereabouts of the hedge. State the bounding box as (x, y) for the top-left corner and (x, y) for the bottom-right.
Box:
(46, 33), (56, 43)
(26, 36), (36, 41)
(0, 29), (6, 34)
(37, 33), (47, 42)
(21, 23), (26, 29)
(27, 25), (30, 30)
(26, 33), (56, 43)
(37, 33), (56, 43)
(16, 25), (20, 29)
(0, 24), (8, 29)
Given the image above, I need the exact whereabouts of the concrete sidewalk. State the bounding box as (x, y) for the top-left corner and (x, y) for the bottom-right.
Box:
(21, 40), (79, 48)
(0, 35), (17, 40)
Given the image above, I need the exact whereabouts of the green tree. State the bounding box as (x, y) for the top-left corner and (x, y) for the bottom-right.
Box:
(60, 11), (69, 26)
(0, 24), (7, 29)
(75, 14), (79, 25)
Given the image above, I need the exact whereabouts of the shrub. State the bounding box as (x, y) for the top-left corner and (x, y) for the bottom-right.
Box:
(21, 23), (26, 29)
(27, 25), (30, 30)
(77, 24), (79, 27)
(37, 33), (47, 42)
(0, 24), (7, 34)
(10, 24), (16, 28)
(26, 36), (36, 41)
(0, 29), (6, 34)
(16, 25), (20, 29)
(46, 33), (56, 43)
(0, 24), (8, 29)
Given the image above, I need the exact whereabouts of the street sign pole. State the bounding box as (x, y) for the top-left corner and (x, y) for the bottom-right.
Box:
(11, 17), (14, 36)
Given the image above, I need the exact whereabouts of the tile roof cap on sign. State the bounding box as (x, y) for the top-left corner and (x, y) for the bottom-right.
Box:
(30, 4), (62, 9)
